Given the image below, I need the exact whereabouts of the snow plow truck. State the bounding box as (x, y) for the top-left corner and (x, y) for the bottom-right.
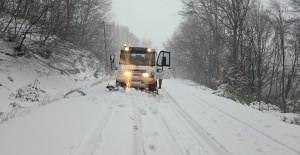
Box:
(108, 45), (171, 93)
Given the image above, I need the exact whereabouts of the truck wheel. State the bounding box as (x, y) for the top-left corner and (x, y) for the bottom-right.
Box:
(148, 82), (157, 91)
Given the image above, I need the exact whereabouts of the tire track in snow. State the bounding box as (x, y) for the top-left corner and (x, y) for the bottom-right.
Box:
(164, 91), (230, 155)
(73, 107), (112, 155)
(140, 106), (184, 155)
(168, 106), (228, 154)
(157, 113), (185, 155)
(133, 108), (146, 155)
(179, 87), (300, 155)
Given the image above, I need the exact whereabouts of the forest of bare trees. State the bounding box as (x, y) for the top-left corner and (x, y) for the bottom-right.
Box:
(0, 0), (114, 72)
(164, 0), (300, 113)
(0, 0), (149, 72)
(0, 0), (112, 50)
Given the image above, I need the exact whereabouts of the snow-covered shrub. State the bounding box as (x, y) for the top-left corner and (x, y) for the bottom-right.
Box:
(248, 101), (300, 125)
(280, 114), (300, 125)
(0, 102), (30, 123)
(64, 89), (86, 98)
(221, 58), (253, 104)
(249, 101), (281, 112)
(39, 48), (52, 59)
(286, 100), (300, 113)
(39, 94), (60, 106)
(8, 102), (23, 117)
(14, 79), (45, 102)
(214, 84), (231, 97)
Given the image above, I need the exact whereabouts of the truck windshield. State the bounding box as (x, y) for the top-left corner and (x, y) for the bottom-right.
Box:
(120, 50), (155, 66)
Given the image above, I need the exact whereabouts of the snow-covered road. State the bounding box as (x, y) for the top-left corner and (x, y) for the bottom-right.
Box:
(1, 79), (300, 155)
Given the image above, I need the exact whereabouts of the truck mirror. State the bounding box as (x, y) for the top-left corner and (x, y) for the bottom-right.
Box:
(110, 54), (115, 63)
(162, 57), (167, 66)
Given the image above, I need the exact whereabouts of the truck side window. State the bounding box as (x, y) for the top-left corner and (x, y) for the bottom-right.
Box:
(157, 54), (163, 66)
(164, 53), (170, 66)
(157, 52), (170, 66)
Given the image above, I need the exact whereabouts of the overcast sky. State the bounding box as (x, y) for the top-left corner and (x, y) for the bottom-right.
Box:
(112, 0), (182, 50)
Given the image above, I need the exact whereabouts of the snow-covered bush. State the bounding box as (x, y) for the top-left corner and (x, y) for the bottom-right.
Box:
(249, 101), (281, 112)
(248, 101), (300, 125)
(221, 59), (253, 104)
(14, 79), (45, 102)
(214, 84), (231, 97)
(286, 100), (300, 113)
(64, 89), (86, 98)
(0, 102), (30, 124)
(280, 114), (300, 125)
(39, 94), (61, 106)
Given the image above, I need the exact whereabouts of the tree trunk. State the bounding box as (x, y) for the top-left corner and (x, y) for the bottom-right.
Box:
(17, 6), (48, 51)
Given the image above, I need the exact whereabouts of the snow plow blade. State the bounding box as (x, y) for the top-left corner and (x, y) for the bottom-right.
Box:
(145, 88), (159, 95)
(106, 84), (159, 95)
(106, 85), (119, 91)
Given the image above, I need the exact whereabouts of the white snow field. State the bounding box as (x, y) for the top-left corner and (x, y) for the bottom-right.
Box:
(1, 79), (300, 155)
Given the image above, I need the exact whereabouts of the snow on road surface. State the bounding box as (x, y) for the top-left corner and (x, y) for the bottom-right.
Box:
(1, 79), (300, 155)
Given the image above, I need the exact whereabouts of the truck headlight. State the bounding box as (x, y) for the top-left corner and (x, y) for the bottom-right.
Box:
(142, 73), (150, 77)
(125, 47), (129, 51)
(124, 71), (131, 76)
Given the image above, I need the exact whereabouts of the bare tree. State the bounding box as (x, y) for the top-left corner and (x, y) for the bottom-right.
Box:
(140, 38), (153, 48)
(2, 0), (23, 33)
(112, 24), (140, 47)
(243, 4), (273, 101)
(269, 0), (291, 112)
(17, 4), (50, 51)
(182, 0), (254, 61)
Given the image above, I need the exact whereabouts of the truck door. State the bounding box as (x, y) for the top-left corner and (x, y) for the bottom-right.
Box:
(156, 51), (171, 79)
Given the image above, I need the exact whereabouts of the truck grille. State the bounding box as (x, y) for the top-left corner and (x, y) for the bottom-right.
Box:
(132, 69), (146, 81)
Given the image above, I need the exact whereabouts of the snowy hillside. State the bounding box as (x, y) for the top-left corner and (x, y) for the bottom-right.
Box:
(1, 77), (300, 155)
(0, 37), (109, 123)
